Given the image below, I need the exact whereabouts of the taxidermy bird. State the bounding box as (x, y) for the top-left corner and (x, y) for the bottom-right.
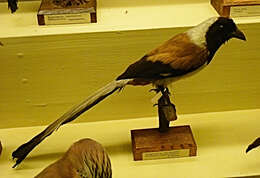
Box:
(35, 138), (112, 178)
(12, 16), (246, 167)
(246, 137), (260, 153)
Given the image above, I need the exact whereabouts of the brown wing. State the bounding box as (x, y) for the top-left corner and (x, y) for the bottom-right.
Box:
(116, 33), (209, 81)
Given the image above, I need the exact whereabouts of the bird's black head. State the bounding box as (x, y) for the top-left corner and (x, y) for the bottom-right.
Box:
(206, 17), (246, 54)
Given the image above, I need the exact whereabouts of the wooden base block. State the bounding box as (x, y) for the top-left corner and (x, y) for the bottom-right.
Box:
(37, 0), (97, 25)
(131, 125), (197, 161)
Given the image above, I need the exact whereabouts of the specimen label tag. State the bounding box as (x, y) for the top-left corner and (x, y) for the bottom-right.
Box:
(142, 149), (190, 160)
(151, 92), (162, 105)
(44, 13), (91, 25)
(230, 5), (260, 17)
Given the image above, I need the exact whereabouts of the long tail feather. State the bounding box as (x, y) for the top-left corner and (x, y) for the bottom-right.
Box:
(12, 79), (131, 167)
(7, 0), (18, 13)
(246, 137), (260, 153)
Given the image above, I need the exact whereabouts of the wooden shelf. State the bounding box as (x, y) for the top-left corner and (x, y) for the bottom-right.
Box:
(0, 0), (260, 38)
(0, 109), (260, 177)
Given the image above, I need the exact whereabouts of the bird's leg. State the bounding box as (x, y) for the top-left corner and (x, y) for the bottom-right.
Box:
(157, 85), (171, 106)
(159, 86), (171, 96)
(149, 85), (170, 94)
(165, 87), (170, 95)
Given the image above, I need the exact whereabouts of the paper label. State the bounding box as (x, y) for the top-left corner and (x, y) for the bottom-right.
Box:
(151, 92), (162, 105)
(230, 5), (260, 17)
(142, 149), (190, 160)
(44, 13), (91, 25)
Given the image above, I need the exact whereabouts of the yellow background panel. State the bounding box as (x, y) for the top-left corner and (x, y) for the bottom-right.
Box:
(0, 24), (260, 128)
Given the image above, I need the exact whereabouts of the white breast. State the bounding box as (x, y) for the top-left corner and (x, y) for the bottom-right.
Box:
(154, 63), (207, 87)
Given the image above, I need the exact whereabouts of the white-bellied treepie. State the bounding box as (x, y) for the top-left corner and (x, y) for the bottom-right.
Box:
(12, 16), (246, 167)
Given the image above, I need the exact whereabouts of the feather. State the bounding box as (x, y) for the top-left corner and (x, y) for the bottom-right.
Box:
(8, 0), (18, 13)
(117, 33), (209, 84)
(12, 79), (131, 168)
(34, 139), (112, 178)
(246, 137), (260, 153)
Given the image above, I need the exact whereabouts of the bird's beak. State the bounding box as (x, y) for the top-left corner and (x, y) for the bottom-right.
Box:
(232, 28), (246, 41)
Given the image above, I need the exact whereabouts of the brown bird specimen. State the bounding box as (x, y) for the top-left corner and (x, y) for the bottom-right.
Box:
(35, 138), (112, 178)
(246, 137), (260, 153)
(12, 16), (246, 167)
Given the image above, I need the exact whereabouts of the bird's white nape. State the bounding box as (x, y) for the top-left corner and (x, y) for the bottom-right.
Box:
(186, 16), (219, 48)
